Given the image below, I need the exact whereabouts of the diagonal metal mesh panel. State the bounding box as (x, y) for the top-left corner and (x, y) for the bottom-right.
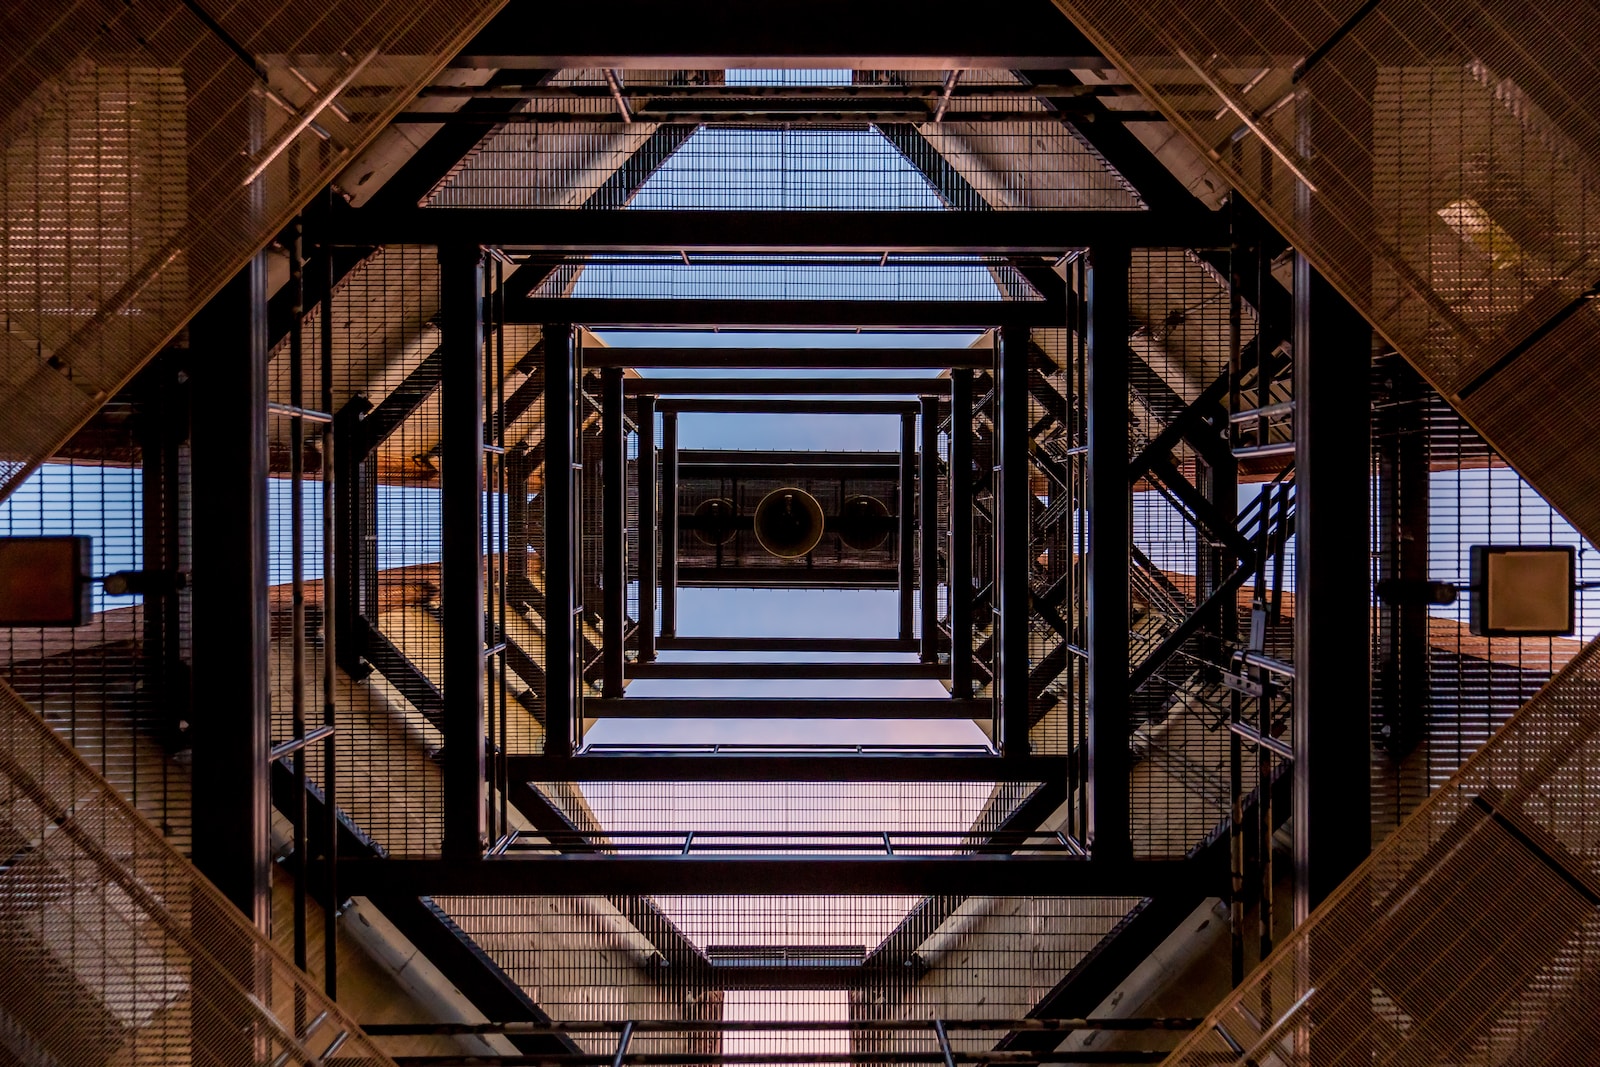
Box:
(1044, 5), (1600, 1059)
(1165, 635), (1600, 1067)
(0, 678), (394, 1065)
(0, 0), (507, 502)
(1047, 0), (1600, 538)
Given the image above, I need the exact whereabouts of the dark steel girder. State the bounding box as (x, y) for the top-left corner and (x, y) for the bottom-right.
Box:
(507, 299), (1060, 329)
(450, 0), (1109, 70)
(505, 754), (1070, 783)
(338, 856), (1212, 897)
(328, 210), (1223, 253)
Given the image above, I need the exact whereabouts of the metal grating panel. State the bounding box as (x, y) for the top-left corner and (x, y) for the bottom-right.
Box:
(0, 677), (394, 1065)
(0, 0), (508, 501)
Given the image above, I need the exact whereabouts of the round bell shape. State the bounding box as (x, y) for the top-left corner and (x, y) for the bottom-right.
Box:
(752, 487), (826, 559)
(692, 497), (739, 546)
(836, 494), (891, 551)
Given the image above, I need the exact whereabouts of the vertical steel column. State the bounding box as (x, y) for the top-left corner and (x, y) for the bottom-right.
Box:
(637, 395), (658, 662)
(920, 395), (940, 663)
(441, 244), (486, 861)
(287, 217), (309, 983)
(949, 370), (973, 699)
(996, 323), (1032, 758)
(189, 253), (271, 927)
(136, 353), (189, 748)
(898, 412), (916, 642)
(317, 218), (338, 999)
(1292, 254), (1372, 922)
(660, 412), (680, 639)
(544, 323), (576, 756)
(602, 367), (627, 697)
(1086, 243), (1131, 861)
(1375, 359), (1428, 757)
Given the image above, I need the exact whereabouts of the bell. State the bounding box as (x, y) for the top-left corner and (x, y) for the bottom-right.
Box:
(752, 487), (825, 559)
(692, 497), (739, 546)
(836, 494), (890, 551)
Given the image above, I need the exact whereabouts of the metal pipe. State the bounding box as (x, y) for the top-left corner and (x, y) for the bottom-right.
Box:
(286, 65), (355, 123)
(601, 69), (634, 123)
(242, 49), (374, 186)
(934, 1020), (957, 1067)
(1236, 650), (1295, 679)
(270, 725), (337, 761)
(1227, 720), (1293, 761)
(268, 402), (333, 423)
(932, 70), (963, 123)
(611, 1021), (634, 1067)
(1230, 441), (1296, 458)
(1228, 399), (1295, 423)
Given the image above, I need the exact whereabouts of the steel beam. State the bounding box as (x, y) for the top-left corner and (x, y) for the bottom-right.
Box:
(1086, 243), (1131, 861)
(338, 857), (1207, 898)
(949, 369), (974, 698)
(544, 324), (577, 756)
(920, 395), (940, 663)
(583, 697), (989, 719)
(506, 754), (1065, 783)
(451, 0), (1105, 69)
(658, 398), (920, 415)
(637, 396), (657, 662)
(627, 661), (949, 681)
(655, 636), (916, 653)
(583, 348), (992, 370)
(899, 412), (917, 642)
(625, 377), (948, 395)
(996, 324), (1032, 757)
(681, 461), (899, 481)
(189, 253), (271, 929)
(1292, 255), (1371, 922)
(1374, 358), (1428, 757)
(660, 412), (679, 639)
(441, 244), (487, 860)
(674, 565), (898, 588)
(330, 209), (1221, 253)
(602, 367), (627, 698)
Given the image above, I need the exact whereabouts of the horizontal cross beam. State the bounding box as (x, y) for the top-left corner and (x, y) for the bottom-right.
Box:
(337, 856), (1210, 896)
(506, 753), (1068, 782)
(585, 348), (990, 370)
(625, 377), (948, 395)
(327, 210), (1223, 254)
(583, 697), (987, 718)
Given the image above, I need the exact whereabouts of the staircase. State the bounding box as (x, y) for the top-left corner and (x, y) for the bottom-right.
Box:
(0, 0), (504, 501)
(0, 677), (393, 1065)
(1049, 0), (1600, 1060)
